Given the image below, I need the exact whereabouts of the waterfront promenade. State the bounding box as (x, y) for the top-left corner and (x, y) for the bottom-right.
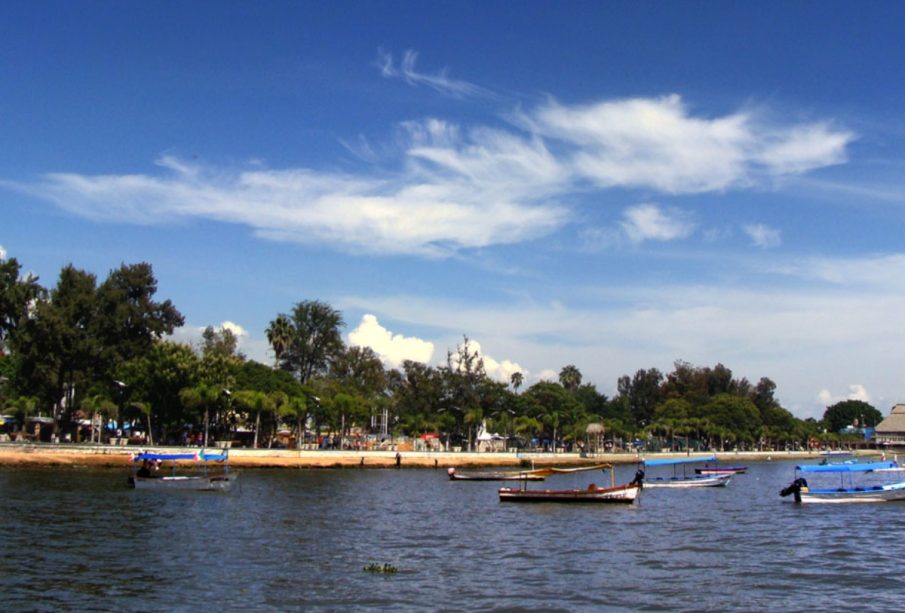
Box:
(0, 442), (878, 469)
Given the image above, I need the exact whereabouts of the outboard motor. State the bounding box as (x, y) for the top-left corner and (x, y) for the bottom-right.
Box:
(630, 468), (645, 488)
(779, 477), (808, 503)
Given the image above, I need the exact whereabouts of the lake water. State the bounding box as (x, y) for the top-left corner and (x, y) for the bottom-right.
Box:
(2, 459), (904, 611)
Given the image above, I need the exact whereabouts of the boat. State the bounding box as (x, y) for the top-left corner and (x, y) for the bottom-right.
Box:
(780, 460), (905, 504)
(695, 464), (747, 475)
(128, 450), (238, 492)
(498, 464), (642, 504)
(641, 455), (732, 488)
(448, 463), (612, 481)
(448, 467), (547, 481)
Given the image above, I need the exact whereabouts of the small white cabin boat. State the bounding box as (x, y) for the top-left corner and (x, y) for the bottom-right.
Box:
(128, 450), (237, 492)
(780, 460), (905, 504)
(641, 455), (732, 488)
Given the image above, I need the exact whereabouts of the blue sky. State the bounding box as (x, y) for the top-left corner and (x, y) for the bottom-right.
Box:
(3, 1), (905, 419)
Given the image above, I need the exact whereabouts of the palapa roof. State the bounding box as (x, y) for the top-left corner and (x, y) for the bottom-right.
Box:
(875, 404), (905, 433)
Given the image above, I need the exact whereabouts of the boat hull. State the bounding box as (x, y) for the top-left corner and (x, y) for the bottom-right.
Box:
(498, 483), (639, 503)
(450, 473), (545, 481)
(129, 473), (238, 492)
(798, 482), (905, 504)
(695, 466), (747, 475)
(644, 473), (732, 488)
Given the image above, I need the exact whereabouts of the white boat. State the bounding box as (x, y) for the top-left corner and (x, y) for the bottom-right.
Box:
(128, 450), (238, 492)
(780, 460), (905, 504)
(640, 455), (732, 488)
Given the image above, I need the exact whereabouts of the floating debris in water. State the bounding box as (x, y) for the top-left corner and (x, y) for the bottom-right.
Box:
(364, 563), (398, 574)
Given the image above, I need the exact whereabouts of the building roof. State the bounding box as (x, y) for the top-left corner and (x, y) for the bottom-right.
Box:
(875, 404), (905, 433)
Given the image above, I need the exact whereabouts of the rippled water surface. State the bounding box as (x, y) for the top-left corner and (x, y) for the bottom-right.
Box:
(2, 459), (904, 611)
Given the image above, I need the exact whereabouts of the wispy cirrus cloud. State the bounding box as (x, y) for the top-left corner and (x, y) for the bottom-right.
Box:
(377, 49), (493, 99)
(524, 94), (853, 193)
(4, 73), (854, 259)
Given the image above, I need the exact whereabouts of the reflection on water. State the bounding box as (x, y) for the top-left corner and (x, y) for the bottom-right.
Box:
(2, 460), (905, 611)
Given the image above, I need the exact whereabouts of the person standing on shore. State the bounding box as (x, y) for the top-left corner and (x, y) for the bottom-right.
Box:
(395, 452), (401, 468)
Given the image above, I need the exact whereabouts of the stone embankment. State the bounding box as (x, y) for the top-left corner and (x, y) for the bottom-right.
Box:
(0, 443), (880, 469)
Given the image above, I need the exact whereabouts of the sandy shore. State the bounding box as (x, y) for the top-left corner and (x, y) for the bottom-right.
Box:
(0, 443), (881, 469)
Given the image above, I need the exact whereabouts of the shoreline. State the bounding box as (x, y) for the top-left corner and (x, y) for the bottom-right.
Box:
(0, 443), (883, 469)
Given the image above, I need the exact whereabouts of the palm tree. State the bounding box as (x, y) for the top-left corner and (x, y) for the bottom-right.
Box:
(279, 395), (308, 449)
(129, 401), (153, 445)
(510, 371), (524, 394)
(179, 383), (221, 447)
(265, 314), (293, 367)
(79, 394), (116, 444)
(231, 390), (274, 449)
(558, 365), (582, 392)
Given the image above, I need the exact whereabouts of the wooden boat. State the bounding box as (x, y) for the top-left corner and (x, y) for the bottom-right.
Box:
(695, 465), (747, 475)
(128, 450), (238, 492)
(498, 463), (641, 504)
(641, 455), (732, 488)
(448, 467), (546, 481)
(780, 460), (905, 504)
(448, 463), (611, 481)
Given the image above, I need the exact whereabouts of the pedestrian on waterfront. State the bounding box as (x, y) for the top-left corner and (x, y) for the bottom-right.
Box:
(395, 452), (401, 468)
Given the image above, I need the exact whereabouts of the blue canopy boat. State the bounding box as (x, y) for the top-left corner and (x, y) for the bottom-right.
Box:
(641, 455), (732, 488)
(780, 460), (905, 504)
(128, 450), (237, 492)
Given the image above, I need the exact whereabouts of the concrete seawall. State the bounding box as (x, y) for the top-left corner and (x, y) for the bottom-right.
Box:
(0, 443), (881, 469)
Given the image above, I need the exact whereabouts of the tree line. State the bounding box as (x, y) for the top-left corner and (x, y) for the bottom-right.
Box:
(0, 255), (884, 451)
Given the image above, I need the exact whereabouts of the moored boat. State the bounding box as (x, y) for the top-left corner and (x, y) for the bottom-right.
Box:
(498, 463), (642, 504)
(695, 465), (747, 475)
(129, 450), (238, 492)
(499, 482), (640, 503)
(780, 460), (905, 504)
(448, 467), (546, 481)
(641, 455), (732, 488)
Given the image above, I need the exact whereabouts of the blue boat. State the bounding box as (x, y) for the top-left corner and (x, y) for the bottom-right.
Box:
(128, 450), (237, 491)
(780, 460), (905, 503)
(641, 455), (732, 488)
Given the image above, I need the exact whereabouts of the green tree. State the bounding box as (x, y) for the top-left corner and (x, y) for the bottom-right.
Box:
(273, 300), (345, 384)
(510, 371), (524, 394)
(279, 394), (308, 449)
(558, 364), (582, 392)
(0, 256), (45, 352)
(823, 399), (882, 433)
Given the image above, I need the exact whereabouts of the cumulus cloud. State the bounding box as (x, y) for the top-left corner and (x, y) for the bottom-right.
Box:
(621, 204), (695, 244)
(448, 337), (525, 384)
(220, 321), (248, 338)
(743, 223), (782, 248)
(818, 384), (872, 406)
(348, 314), (434, 368)
(0, 244), (6, 260)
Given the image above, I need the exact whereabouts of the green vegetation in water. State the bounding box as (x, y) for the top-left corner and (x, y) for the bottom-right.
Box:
(364, 563), (398, 574)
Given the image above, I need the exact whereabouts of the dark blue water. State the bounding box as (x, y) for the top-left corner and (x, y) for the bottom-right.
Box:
(1, 460), (903, 611)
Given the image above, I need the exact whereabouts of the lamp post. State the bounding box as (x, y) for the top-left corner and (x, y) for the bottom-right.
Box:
(113, 380), (127, 445)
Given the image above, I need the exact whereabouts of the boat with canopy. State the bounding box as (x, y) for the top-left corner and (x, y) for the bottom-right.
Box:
(128, 450), (237, 492)
(498, 464), (642, 503)
(780, 460), (905, 503)
(641, 455), (732, 488)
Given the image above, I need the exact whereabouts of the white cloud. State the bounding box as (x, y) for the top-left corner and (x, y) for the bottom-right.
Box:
(378, 49), (493, 99)
(527, 94), (853, 193)
(743, 223), (782, 248)
(818, 384), (872, 407)
(4, 92), (851, 258)
(220, 321), (248, 338)
(620, 204), (695, 244)
(348, 314), (434, 368)
(447, 337), (525, 384)
(0, 244), (6, 260)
